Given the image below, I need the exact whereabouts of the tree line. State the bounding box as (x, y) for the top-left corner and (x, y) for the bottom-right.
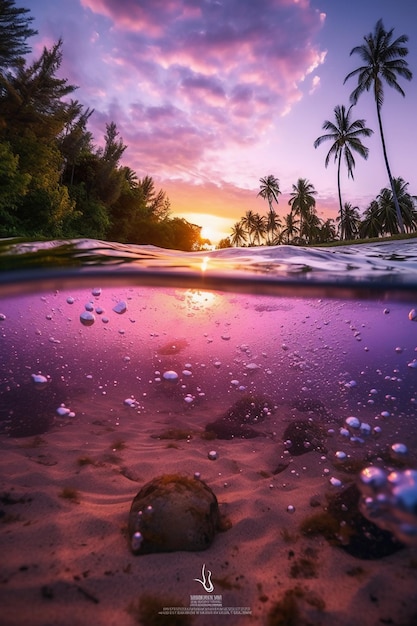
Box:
(220, 19), (415, 248)
(0, 0), (205, 250)
(219, 173), (417, 248)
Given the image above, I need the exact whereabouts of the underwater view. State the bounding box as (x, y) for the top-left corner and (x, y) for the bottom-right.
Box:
(1, 239), (417, 626)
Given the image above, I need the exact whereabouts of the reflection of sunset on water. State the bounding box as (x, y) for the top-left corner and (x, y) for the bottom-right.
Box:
(200, 256), (209, 273)
(183, 289), (217, 311)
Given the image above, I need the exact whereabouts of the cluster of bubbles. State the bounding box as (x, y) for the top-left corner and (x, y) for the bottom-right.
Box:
(55, 403), (75, 418)
(131, 504), (154, 552)
(358, 466), (417, 545)
(72, 287), (128, 326)
(339, 415), (376, 444)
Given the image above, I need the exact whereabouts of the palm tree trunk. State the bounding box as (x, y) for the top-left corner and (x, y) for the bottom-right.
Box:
(375, 98), (405, 234)
(337, 151), (344, 239)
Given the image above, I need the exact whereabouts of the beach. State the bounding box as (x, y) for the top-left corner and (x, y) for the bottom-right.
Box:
(1, 395), (417, 626)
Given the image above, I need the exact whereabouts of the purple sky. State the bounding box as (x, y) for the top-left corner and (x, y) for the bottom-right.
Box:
(22, 0), (417, 242)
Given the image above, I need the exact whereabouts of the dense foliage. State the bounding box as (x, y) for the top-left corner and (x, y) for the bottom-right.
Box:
(0, 2), (204, 250)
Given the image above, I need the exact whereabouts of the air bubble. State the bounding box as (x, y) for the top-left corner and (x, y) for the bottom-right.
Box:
(345, 416), (360, 430)
(163, 370), (179, 382)
(31, 373), (49, 388)
(56, 405), (71, 417)
(113, 301), (127, 314)
(131, 532), (143, 551)
(330, 477), (342, 487)
(80, 311), (95, 326)
(408, 309), (417, 321)
(358, 466), (387, 494)
(358, 468), (417, 545)
(391, 442), (408, 457)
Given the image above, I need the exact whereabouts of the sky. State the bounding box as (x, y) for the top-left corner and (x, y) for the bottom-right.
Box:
(21, 0), (417, 243)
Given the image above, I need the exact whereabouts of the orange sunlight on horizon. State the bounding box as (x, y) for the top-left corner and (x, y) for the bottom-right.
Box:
(164, 179), (338, 246)
(180, 213), (234, 244)
(164, 179), (267, 244)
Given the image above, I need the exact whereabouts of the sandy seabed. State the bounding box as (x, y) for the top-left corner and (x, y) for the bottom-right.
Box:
(1, 394), (417, 626)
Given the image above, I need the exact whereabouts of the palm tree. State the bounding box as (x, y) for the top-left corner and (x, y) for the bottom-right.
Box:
(240, 210), (257, 246)
(281, 212), (300, 244)
(344, 19), (412, 235)
(258, 175), (281, 212)
(393, 178), (417, 232)
(337, 202), (361, 240)
(375, 177), (417, 235)
(302, 211), (322, 245)
(288, 178), (317, 239)
(265, 210), (282, 245)
(314, 104), (373, 240)
(319, 218), (337, 243)
(251, 213), (266, 245)
(230, 221), (247, 247)
(376, 188), (401, 235)
(359, 200), (383, 239)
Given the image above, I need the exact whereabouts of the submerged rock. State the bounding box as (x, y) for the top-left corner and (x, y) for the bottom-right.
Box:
(223, 394), (272, 424)
(292, 397), (329, 418)
(205, 394), (273, 440)
(128, 474), (221, 555)
(283, 419), (326, 456)
(204, 418), (260, 439)
(300, 484), (403, 560)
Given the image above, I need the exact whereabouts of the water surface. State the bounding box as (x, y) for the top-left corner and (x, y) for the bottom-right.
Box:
(1, 239), (416, 625)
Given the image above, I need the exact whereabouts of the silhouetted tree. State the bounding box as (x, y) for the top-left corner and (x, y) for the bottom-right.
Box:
(337, 202), (361, 240)
(230, 221), (247, 247)
(344, 19), (412, 234)
(314, 104), (372, 239)
(288, 178), (317, 240)
(0, 0), (37, 70)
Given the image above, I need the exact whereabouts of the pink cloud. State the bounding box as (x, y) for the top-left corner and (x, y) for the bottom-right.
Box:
(51, 0), (327, 191)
